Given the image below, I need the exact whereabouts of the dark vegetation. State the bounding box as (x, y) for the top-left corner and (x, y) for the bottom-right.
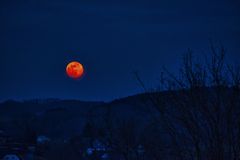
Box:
(0, 45), (239, 160)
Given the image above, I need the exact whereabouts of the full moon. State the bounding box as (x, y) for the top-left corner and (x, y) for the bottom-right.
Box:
(66, 61), (84, 79)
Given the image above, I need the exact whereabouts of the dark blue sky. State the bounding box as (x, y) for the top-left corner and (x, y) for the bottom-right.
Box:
(0, 0), (240, 101)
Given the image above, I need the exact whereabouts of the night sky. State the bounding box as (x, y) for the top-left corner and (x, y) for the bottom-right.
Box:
(1, 0), (240, 101)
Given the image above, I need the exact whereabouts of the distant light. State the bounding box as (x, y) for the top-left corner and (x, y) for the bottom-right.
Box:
(86, 148), (94, 155)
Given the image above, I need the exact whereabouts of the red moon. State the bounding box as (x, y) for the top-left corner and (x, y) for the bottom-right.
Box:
(66, 61), (84, 79)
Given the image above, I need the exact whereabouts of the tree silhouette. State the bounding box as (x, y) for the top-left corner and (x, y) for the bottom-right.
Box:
(136, 44), (240, 160)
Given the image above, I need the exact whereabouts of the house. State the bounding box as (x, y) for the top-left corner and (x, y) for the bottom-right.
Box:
(36, 136), (50, 145)
(2, 154), (21, 160)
